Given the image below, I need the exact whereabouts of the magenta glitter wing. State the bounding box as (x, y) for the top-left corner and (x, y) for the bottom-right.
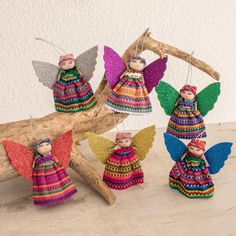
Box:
(103, 46), (126, 89)
(143, 56), (168, 93)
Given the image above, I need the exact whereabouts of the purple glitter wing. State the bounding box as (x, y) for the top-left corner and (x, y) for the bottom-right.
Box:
(104, 46), (126, 89)
(143, 56), (168, 93)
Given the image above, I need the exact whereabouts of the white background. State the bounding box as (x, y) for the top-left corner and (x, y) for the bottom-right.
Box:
(0, 0), (235, 130)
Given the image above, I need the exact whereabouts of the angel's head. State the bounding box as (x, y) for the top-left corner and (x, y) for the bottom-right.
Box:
(59, 54), (75, 70)
(35, 138), (53, 156)
(187, 139), (206, 156)
(115, 132), (132, 147)
(128, 56), (146, 72)
(180, 85), (197, 101)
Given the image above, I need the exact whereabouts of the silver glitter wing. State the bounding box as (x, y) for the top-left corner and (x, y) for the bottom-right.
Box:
(32, 61), (60, 89)
(75, 46), (98, 81)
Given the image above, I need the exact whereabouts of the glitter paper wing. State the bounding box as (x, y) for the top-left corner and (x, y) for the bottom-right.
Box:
(2, 141), (34, 180)
(143, 56), (168, 93)
(155, 81), (180, 115)
(104, 46), (126, 89)
(75, 46), (98, 81)
(163, 133), (188, 162)
(197, 82), (221, 116)
(51, 130), (73, 168)
(132, 125), (156, 161)
(32, 61), (60, 89)
(86, 132), (116, 164)
(205, 142), (233, 174)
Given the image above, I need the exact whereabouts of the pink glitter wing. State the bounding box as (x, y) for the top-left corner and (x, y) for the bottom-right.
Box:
(3, 141), (34, 180)
(103, 46), (126, 89)
(143, 56), (168, 93)
(51, 130), (73, 168)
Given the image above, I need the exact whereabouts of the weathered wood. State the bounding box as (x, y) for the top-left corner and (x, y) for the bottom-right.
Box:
(124, 28), (220, 80)
(0, 28), (220, 205)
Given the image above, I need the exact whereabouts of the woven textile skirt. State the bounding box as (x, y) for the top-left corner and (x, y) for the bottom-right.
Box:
(169, 158), (214, 198)
(53, 76), (96, 112)
(105, 76), (152, 115)
(32, 155), (78, 206)
(103, 147), (144, 190)
(167, 101), (206, 139)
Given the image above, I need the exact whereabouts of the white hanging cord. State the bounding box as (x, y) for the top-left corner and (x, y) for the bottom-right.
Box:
(29, 115), (48, 140)
(134, 36), (142, 57)
(35, 37), (66, 55)
(112, 111), (120, 133)
(29, 115), (38, 140)
(141, 30), (149, 53)
(122, 119), (125, 132)
(134, 30), (149, 57)
(185, 51), (194, 85)
(195, 130), (206, 139)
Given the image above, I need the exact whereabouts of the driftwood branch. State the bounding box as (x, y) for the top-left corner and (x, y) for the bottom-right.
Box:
(124, 28), (220, 81)
(0, 28), (220, 205)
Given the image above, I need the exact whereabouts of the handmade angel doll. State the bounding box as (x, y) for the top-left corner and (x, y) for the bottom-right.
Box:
(104, 46), (167, 114)
(156, 82), (220, 139)
(32, 46), (98, 112)
(87, 125), (156, 190)
(3, 130), (78, 206)
(164, 133), (232, 198)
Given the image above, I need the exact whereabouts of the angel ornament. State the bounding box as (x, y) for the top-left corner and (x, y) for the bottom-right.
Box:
(3, 130), (78, 206)
(164, 133), (232, 198)
(104, 46), (167, 114)
(87, 125), (156, 190)
(156, 82), (220, 139)
(33, 44), (98, 112)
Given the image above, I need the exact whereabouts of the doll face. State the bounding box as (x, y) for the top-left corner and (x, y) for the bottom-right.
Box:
(37, 142), (52, 156)
(116, 138), (132, 147)
(59, 59), (75, 70)
(188, 145), (204, 156)
(180, 90), (195, 101)
(129, 58), (146, 72)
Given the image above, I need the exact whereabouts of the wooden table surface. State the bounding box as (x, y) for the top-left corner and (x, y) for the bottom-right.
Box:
(0, 123), (235, 236)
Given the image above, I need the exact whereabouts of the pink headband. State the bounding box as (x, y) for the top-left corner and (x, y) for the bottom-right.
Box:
(115, 132), (132, 141)
(188, 139), (206, 151)
(180, 85), (197, 96)
(58, 54), (75, 65)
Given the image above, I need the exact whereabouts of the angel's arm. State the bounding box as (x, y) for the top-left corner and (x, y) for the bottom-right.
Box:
(53, 155), (59, 163)
(56, 71), (62, 81)
(75, 67), (83, 76)
(120, 71), (127, 80)
(202, 155), (209, 166)
(113, 145), (121, 150)
(32, 159), (35, 168)
(174, 97), (182, 107)
(194, 100), (198, 111)
(180, 153), (187, 161)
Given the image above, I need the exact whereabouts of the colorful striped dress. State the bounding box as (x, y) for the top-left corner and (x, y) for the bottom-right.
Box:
(169, 152), (214, 198)
(105, 71), (152, 114)
(53, 67), (96, 112)
(167, 99), (206, 139)
(103, 147), (144, 190)
(32, 154), (78, 206)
